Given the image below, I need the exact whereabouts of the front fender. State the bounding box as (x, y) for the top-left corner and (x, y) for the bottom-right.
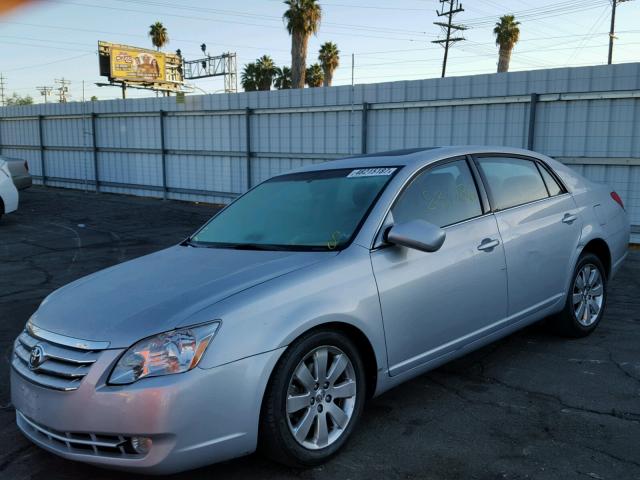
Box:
(190, 246), (387, 378)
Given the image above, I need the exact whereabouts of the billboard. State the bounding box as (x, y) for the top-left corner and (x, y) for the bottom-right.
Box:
(110, 45), (165, 82)
(98, 41), (183, 89)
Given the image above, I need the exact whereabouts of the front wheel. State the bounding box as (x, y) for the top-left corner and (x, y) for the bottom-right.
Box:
(553, 252), (607, 337)
(259, 330), (366, 467)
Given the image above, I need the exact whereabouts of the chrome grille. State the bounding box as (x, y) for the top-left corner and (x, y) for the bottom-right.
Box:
(17, 411), (141, 458)
(12, 325), (106, 391)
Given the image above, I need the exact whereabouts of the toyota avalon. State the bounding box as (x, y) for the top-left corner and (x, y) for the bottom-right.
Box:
(11, 146), (630, 473)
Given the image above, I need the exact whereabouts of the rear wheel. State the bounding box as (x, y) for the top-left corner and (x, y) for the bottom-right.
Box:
(553, 252), (607, 337)
(260, 330), (366, 467)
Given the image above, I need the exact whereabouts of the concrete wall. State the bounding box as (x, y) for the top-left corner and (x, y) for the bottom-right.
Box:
(1, 62), (639, 229)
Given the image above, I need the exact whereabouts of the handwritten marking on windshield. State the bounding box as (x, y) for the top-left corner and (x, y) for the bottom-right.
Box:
(327, 231), (343, 250)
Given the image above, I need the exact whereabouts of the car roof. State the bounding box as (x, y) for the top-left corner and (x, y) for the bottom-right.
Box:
(285, 146), (548, 173)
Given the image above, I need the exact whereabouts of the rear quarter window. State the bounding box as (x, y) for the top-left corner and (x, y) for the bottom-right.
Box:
(537, 164), (563, 196)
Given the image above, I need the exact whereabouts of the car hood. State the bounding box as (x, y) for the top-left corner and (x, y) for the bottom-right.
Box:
(31, 245), (334, 348)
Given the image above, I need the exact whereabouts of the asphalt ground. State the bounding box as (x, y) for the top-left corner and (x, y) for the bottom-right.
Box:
(1, 186), (639, 480)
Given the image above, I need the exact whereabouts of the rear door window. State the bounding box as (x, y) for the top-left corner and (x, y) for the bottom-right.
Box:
(476, 157), (549, 210)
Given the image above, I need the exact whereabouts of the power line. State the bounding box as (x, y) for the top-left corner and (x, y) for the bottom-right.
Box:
(352, 28), (640, 58)
(107, 0), (434, 36)
(266, 0), (433, 12)
(0, 34), (90, 48)
(472, 0), (585, 37)
(0, 39), (93, 54)
(4, 53), (95, 73)
(432, 0), (467, 78)
(565, 5), (610, 65)
(353, 41), (640, 69)
(0, 20), (292, 54)
(463, 0), (607, 26)
(44, 0), (429, 43)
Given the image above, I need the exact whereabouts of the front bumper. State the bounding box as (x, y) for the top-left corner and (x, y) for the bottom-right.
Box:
(11, 347), (285, 474)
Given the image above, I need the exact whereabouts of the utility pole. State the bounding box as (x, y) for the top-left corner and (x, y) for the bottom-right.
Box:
(432, 0), (466, 78)
(608, 0), (632, 64)
(0, 74), (6, 106)
(36, 86), (53, 104)
(55, 78), (71, 103)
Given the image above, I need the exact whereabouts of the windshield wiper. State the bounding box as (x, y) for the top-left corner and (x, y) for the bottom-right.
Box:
(224, 243), (289, 251)
(181, 238), (199, 247)
(183, 241), (329, 251)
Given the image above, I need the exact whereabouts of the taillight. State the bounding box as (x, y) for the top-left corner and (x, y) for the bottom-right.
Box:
(610, 191), (624, 210)
(24, 160), (29, 172)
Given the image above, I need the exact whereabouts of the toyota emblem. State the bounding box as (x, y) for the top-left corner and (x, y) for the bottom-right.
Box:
(29, 344), (46, 370)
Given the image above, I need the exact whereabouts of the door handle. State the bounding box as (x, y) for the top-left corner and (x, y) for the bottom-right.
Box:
(562, 213), (578, 224)
(477, 238), (500, 251)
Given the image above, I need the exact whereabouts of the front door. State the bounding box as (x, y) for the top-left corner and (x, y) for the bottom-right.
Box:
(371, 158), (509, 376)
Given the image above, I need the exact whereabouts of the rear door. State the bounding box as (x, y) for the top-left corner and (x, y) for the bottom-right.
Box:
(371, 157), (509, 375)
(474, 155), (581, 318)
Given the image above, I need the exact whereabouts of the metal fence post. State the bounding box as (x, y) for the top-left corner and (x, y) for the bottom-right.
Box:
(361, 102), (369, 154)
(91, 113), (99, 192)
(159, 110), (167, 199)
(527, 93), (538, 150)
(38, 115), (46, 186)
(245, 108), (252, 191)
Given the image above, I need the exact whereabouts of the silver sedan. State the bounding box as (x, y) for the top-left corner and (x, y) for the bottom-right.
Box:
(2, 156), (32, 190)
(11, 146), (630, 473)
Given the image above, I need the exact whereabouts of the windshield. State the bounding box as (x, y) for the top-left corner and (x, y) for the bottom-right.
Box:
(190, 167), (399, 251)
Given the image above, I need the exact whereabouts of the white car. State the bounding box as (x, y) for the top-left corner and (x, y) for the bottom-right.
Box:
(0, 158), (19, 220)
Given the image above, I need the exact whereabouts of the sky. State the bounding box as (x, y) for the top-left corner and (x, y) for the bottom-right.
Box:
(0, 0), (639, 102)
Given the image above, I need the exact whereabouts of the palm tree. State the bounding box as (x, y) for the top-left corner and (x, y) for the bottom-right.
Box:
(493, 15), (520, 73)
(241, 63), (259, 92)
(305, 63), (324, 88)
(274, 66), (292, 89)
(283, 0), (322, 89)
(256, 55), (277, 91)
(148, 21), (169, 51)
(318, 41), (339, 87)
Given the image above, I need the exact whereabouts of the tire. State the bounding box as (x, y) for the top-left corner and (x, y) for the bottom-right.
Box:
(553, 252), (607, 338)
(259, 329), (366, 467)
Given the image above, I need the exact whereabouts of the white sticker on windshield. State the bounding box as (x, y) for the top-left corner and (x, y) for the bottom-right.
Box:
(347, 167), (397, 178)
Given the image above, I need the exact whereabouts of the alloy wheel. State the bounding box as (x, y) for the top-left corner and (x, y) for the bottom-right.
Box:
(285, 345), (357, 450)
(572, 263), (604, 327)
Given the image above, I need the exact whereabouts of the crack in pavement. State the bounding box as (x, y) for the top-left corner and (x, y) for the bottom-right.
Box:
(582, 444), (640, 469)
(608, 351), (640, 385)
(448, 367), (640, 422)
(0, 444), (33, 472)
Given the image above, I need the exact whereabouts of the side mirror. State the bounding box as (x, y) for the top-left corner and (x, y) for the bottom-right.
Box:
(385, 219), (446, 252)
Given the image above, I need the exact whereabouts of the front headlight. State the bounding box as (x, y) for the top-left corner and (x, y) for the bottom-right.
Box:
(108, 321), (220, 385)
